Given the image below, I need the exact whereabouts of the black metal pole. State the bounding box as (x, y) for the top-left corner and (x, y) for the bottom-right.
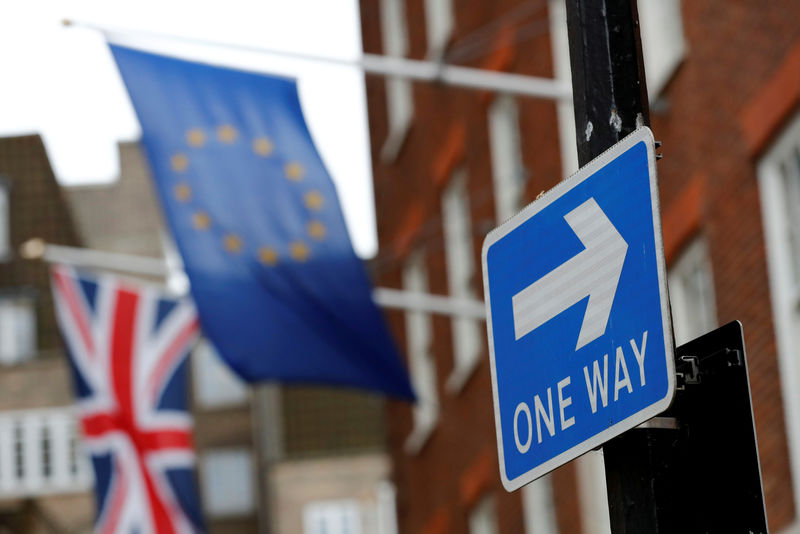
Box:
(563, 2), (677, 533)
(565, 0), (650, 161)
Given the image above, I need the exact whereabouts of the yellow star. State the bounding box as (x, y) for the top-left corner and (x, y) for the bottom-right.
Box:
(285, 162), (305, 181)
(174, 183), (192, 202)
(307, 220), (326, 241)
(217, 125), (238, 143)
(290, 241), (310, 262)
(304, 190), (324, 211)
(171, 153), (189, 172)
(186, 129), (206, 147)
(192, 211), (210, 230)
(258, 246), (279, 266)
(253, 137), (274, 157)
(224, 233), (243, 253)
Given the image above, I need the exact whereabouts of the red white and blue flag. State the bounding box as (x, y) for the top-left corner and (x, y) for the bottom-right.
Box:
(51, 265), (205, 534)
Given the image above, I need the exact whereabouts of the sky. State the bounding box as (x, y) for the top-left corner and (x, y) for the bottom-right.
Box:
(0, 0), (378, 257)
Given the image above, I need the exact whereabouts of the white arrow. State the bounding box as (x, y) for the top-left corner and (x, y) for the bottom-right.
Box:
(512, 198), (628, 350)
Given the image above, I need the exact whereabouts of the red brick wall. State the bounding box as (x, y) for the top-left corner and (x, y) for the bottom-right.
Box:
(651, 1), (800, 529)
(361, 1), (582, 532)
(361, 0), (800, 532)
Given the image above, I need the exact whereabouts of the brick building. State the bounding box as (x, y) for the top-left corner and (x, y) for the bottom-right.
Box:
(0, 135), (94, 533)
(359, 0), (800, 532)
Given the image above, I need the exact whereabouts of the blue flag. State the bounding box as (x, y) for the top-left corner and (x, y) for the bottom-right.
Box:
(111, 44), (414, 400)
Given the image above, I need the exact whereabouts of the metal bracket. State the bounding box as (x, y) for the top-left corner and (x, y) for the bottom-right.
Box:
(676, 355), (701, 390)
(635, 416), (680, 430)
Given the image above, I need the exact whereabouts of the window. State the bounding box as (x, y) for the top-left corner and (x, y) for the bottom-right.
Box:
(192, 338), (249, 408)
(0, 294), (36, 364)
(403, 251), (439, 453)
(423, 0), (454, 58)
(380, 0), (414, 159)
(442, 170), (482, 392)
(758, 112), (800, 517)
(201, 448), (255, 517)
(303, 499), (362, 534)
(469, 494), (498, 534)
(638, 0), (687, 100)
(40, 425), (52, 480)
(0, 409), (91, 496)
(667, 237), (717, 345)
(522, 474), (558, 534)
(375, 481), (399, 534)
(13, 422), (24, 481)
(0, 183), (8, 260)
(489, 95), (526, 223)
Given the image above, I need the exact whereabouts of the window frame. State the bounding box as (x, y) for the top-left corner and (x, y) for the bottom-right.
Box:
(0, 176), (10, 262)
(441, 169), (482, 393)
(379, 0), (414, 161)
(489, 94), (526, 224)
(200, 447), (257, 518)
(0, 289), (37, 365)
(667, 236), (718, 346)
(758, 111), (800, 519)
(303, 498), (363, 534)
(402, 250), (439, 454)
(192, 337), (250, 409)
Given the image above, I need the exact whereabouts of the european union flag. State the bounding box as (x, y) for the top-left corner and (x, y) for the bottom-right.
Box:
(111, 44), (414, 399)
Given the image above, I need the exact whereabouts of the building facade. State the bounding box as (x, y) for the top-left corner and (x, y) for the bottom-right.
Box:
(67, 141), (399, 534)
(360, 0), (800, 532)
(0, 135), (94, 533)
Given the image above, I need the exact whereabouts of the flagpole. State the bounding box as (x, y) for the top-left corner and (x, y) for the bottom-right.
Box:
(22, 240), (487, 320)
(62, 19), (571, 102)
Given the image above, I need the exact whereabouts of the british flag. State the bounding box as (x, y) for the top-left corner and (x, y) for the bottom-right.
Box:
(51, 265), (205, 534)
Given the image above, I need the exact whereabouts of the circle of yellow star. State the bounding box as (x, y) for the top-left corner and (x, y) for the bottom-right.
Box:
(171, 153), (189, 172)
(217, 125), (238, 144)
(174, 183), (192, 202)
(290, 241), (310, 262)
(285, 162), (305, 181)
(307, 220), (327, 241)
(304, 190), (324, 211)
(258, 246), (279, 266)
(224, 234), (243, 253)
(253, 137), (274, 157)
(192, 211), (210, 230)
(186, 129), (206, 147)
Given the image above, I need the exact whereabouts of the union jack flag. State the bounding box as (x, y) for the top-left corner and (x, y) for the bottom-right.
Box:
(51, 265), (205, 534)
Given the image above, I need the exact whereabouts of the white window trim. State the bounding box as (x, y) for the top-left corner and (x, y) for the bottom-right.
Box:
(403, 251), (439, 454)
(442, 170), (482, 394)
(489, 95), (526, 224)
(192, 337), (250, 409)
(667, 236), (717, 346)
(0, 291), (37, 365)
(758, 112), (800, 520)
(380, 0), (414, 161)
(522, 474), (558, 534)
(423, 0), (454, 59)
(638, 0), (687, 100)
(0, 407), (92, 497)
(201, 448), (256, 518)
(0, 179), (10, 262)
(303, 498), (363, 534)
(468, 493), (498, 534)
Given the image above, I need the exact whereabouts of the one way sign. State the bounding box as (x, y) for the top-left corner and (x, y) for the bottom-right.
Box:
(482, 128), (675, 491)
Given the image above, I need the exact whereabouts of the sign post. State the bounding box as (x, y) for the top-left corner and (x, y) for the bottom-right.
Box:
(562, 1), (678, 531)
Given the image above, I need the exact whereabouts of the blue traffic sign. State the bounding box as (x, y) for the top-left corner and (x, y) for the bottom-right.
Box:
(482, 128), (675, 491)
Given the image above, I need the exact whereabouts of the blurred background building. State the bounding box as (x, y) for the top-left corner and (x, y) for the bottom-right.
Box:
(359, 0), (800, 533)
(0, 137), (398, 533)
